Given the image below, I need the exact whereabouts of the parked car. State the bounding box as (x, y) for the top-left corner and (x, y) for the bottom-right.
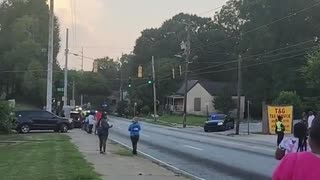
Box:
(15, 110), (73, 134)
(204, 114), (234, 132)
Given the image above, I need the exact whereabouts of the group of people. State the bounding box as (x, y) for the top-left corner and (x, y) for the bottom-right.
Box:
(273, 111), (320, 180)
(81, 111), (141, 155)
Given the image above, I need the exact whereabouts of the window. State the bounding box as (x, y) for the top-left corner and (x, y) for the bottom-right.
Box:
(39, 111), (54, 118)
(194, 98), (201, 111)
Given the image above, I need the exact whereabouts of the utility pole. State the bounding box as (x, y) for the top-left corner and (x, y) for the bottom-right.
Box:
(72, 80), (75, 100)
(152, 56), (157, 121)
(80, 47), (84, 106)
(119, 56), (123, 102)
(247, 100), (250, 135)
(46, 0), (54, 112)
(182, 25), (191, 128)
(236, 54), (242, 135)
(63, 28), (69, 107)
(81, 47), (84, 71)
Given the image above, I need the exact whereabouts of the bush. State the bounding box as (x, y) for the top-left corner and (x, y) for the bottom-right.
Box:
(213, 86), (236, 114)
(0, 101), (14, 134)
(142, 105), (151, 115)
(273, 91), (302, 118)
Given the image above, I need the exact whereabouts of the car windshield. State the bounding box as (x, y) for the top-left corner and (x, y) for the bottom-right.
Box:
(210, 114), (225, 120)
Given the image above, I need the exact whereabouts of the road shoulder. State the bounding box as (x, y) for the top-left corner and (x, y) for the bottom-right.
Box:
(68, 129), (187, 180)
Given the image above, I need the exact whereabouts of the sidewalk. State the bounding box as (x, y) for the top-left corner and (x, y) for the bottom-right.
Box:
(68, 129), (186, 180)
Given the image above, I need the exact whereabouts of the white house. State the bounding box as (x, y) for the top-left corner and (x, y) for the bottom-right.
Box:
(167, 80), (245, 117)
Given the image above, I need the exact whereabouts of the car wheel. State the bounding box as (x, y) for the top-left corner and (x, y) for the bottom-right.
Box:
(60, 124), (68, 133)
(20, 124), (30, 134)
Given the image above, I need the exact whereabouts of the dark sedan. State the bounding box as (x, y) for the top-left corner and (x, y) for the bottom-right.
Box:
(15, 110), (73, 133)
(204, 114), (234, 132)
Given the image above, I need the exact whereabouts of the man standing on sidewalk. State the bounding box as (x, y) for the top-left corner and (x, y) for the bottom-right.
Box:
(308, 111), (315, 130)
(128, 118), (141, 155)
(88, 112), (96, 134)
(275, 115), (285, 146)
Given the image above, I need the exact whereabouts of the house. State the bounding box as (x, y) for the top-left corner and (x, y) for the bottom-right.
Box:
(167, 80), (245, 117)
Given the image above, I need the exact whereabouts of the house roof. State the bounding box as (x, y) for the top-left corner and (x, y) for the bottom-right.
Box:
(199, 80), (237, 96)
(176, 80), (199, 95)
(176, 80), (237, 96)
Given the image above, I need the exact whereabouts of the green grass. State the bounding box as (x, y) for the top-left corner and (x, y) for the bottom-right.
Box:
(114, 146), (133, 157)
(0, 133), (101, 180)
(149, 114), (207, 127)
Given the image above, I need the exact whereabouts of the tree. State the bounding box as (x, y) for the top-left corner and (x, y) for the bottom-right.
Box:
(0, 101), (14, 134)
(302, 47), (320, 91)
(213, 87), (236, 114)
(273, 91), (302, 118)
(0, 0), (61, 106)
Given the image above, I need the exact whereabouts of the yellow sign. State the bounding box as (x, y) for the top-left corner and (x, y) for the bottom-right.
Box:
(268, 106), (293, 134)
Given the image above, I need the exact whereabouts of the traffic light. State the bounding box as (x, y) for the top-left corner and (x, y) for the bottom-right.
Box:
(128, 77), (132, 88)
(147, 75), (152, 84)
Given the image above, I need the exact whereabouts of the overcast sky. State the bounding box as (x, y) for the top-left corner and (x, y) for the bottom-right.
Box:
(55, 0), (228, 70)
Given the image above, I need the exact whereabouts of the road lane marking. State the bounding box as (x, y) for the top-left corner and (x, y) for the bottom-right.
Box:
(109, 137), (206, 180)
(184, 145), (203, 151)
(116, 127), (122, 129)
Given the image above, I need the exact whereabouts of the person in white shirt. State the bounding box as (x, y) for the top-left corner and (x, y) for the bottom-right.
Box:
(308, 111), (315, 129)
(87, 112), (96, 134)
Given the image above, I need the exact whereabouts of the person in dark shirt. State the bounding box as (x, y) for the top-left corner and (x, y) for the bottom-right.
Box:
(97, 112), (112, 154)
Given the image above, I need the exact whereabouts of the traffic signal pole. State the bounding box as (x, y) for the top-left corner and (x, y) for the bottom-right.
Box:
(152, 56), (157, 121)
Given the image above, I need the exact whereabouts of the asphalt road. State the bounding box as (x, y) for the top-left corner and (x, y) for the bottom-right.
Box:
(108, 117), (279, 180)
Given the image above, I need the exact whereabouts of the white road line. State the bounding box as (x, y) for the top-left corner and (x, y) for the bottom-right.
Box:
(183, 145), (203, 151)
(110, 137), (206, 180)
(116, 127), (122, 129)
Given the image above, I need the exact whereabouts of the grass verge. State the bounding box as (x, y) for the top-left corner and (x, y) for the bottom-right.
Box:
(114, 145), (133, 157)
(0, 133), (101, 180)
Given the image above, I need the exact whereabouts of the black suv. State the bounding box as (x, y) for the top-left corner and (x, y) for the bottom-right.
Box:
(15, 110), (72, 133)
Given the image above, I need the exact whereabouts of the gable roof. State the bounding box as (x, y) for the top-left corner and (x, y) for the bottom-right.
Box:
(199, 80), (236, 96)
(176, 80), (236, 96)
(176, 80), (199, 95)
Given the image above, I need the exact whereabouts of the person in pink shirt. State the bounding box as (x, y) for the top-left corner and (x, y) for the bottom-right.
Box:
(273, 120), (320, 180)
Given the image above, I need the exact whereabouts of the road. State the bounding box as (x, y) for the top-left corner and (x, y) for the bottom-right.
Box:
(108, 116), (278, 180)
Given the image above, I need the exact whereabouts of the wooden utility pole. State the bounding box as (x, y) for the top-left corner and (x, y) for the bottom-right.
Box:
(236, 54), (242, 135)
(182, 25), (191, 128)
(63, 28), (69, 107)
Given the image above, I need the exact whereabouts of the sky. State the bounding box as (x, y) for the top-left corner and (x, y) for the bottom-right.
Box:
(55, 0), (228, 71)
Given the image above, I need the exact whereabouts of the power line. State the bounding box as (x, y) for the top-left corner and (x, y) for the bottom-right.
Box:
(192, 1), (320, 51)
(191, 52), (307, 76)
(191, 38), (316, 72)
(198, 5), (223, 16)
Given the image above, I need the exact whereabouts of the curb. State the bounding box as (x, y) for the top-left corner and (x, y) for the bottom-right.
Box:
(109, 137), (206, 180)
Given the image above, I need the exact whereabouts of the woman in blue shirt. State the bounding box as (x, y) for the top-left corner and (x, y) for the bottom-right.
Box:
(128, 118), (141, 155)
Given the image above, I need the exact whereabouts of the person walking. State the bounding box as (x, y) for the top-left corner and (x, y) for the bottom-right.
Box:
(97, 112), (112, 154)
(275, 122), (310, 160)
(272, 120), (320, 180)
(308, 111), (315, 130)
(95, 111), (103, 135)
(87, 111), (95, 134)
(275, 116), (285, 146)
(128, 118), (141, 155)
